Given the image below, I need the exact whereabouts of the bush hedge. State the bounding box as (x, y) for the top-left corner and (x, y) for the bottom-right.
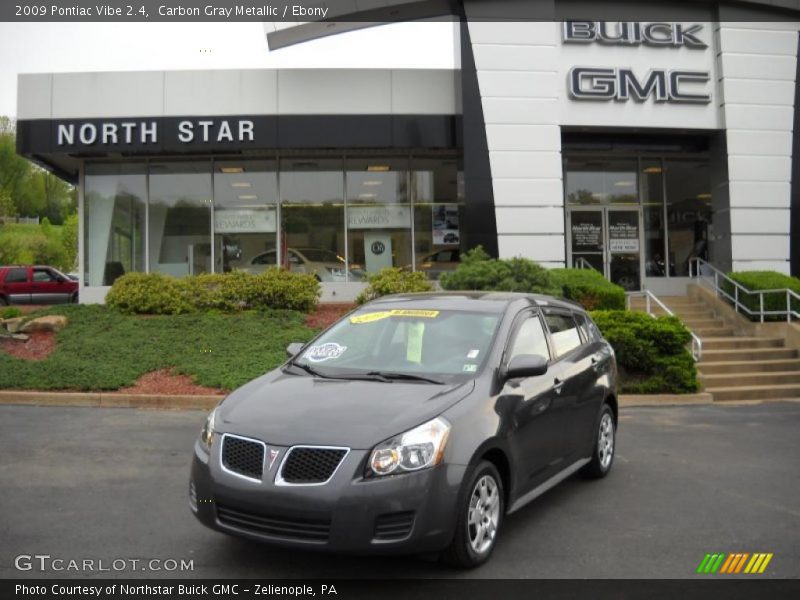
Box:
(722, 270), (800, 320)
(551, 268), (625, 310)
(356, 268), (434, 305)
(439, 247), (561, 295)
(106, 269), (320, 315)
(1, 307), (23, 320)
(591, 310), (699, 394)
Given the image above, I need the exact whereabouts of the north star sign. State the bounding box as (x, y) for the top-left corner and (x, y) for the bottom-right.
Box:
(55, 119), (255, 146)
(563, 22), (711, 104)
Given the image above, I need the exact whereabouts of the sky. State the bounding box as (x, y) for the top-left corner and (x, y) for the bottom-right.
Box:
(0, 21), (457, 118)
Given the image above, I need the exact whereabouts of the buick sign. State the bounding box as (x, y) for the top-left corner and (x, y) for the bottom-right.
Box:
(563, 22), (707, 49)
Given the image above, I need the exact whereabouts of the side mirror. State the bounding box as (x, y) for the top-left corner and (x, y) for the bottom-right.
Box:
(504, 354), (548, 381)
(285, 342), (305, 358)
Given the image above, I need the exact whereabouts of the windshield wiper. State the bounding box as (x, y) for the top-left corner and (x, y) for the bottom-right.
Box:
(365, 371), (445, 385)
(286, 361), (331, 379)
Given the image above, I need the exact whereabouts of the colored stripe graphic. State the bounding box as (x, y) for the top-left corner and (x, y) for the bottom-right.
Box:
(703, 552), (774, 574)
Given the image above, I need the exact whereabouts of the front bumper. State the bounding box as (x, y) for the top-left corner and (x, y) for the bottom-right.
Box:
(190, 438), (466, 554)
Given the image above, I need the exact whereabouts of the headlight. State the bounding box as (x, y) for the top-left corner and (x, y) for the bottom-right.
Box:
(368, 417), (451, 477)
(200, 407), (217, 451)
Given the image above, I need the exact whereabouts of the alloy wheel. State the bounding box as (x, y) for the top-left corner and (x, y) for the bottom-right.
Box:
(467, 474), (500, 555)
(598, 412), (615, 470)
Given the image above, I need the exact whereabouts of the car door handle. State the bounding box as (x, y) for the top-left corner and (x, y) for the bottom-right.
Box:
(553, 377), (564, 394)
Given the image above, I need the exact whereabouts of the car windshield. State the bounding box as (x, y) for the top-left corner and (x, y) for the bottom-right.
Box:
(298, 249), (343, 263)
(292, 308), (502, 383)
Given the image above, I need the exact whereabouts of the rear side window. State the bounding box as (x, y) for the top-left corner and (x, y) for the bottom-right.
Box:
(4, 268), (27, 283)
(544, 313), (582, 357)
(574, 313), (592, 343)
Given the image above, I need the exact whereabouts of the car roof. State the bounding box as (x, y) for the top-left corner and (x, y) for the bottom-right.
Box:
(365, 291), (584, 313)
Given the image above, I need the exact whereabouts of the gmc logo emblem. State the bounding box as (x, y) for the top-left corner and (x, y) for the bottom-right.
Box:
(567, 67), (711, 104)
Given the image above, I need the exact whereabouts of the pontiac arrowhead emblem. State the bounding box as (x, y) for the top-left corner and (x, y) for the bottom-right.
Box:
(267, 449), (280, 471)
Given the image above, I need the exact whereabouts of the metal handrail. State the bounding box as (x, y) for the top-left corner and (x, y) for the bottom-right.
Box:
(574, 257), (599, 271)
(688, 257), (800, 323)
(626, 290), (703, 361)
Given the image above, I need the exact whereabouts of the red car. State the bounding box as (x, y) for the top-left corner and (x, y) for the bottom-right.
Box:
(0, 265), (79, 305)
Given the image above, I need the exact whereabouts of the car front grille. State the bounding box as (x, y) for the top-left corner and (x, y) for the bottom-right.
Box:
(279, 447), (348, 484)
(221, 435), (265, 481)
(216, 504), (331, 542)
(373, 511), (416, 541)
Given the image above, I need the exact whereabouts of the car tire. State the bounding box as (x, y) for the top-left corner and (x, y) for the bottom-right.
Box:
(70, 292), (79, 304)
(442, 460), (504, 569)
(0, 296), (7, 306)
(580, 404), (616, 479)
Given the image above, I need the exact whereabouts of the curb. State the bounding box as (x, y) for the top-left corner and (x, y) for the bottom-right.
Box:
(0, 390), (222, 410)
(1, 390), (715, 411)
(619, 393), (714, 407)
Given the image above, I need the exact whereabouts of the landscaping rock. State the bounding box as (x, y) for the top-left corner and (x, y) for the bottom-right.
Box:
(12, 333), (30, 341)
(20, 315), (69, 334)
(3, 317), (25, 333)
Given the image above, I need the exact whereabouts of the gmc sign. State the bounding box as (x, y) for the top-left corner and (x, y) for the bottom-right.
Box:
(567, 67), (711, 104)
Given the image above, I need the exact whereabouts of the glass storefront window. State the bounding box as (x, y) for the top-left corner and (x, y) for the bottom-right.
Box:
(565, 158), (638, 205)
(641, 159), (667, 277)
(280, 159), (350, 282)
(665, 160), (712, 277)
(84, 164), (146, 286)
(346, 157), (411, 277)
(148, 162), (212, 276)
(213, 160), (278, 274)
(412, 157), (464, 279)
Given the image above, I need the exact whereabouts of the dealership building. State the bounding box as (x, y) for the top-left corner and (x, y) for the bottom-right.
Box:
(15, 0), (800, 302)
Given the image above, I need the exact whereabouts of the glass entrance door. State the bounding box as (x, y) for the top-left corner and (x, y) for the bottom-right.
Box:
(568, 207), (643, 291)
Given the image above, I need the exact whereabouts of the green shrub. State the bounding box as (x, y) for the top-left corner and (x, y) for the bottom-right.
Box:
(722, 271), (800, 320)
(439, 246), (561, 295)
(106, 273), (196, 315)
(1, 307), (22, 319)
(106, 269), (320, 315)
(591, 310), (698, 394)
(550, 268), (626, 310)
(356, 267), (434, 305)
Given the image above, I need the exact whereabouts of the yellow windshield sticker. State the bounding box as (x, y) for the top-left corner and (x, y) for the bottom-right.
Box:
(406, 322), (425, 363)
(350, 309), (440, 324)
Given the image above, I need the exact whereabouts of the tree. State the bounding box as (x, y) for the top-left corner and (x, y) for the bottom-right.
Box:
(0, 189), (17, 219)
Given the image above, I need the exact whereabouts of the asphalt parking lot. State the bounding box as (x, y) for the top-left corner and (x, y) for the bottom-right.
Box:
(0, 402), (798, 579)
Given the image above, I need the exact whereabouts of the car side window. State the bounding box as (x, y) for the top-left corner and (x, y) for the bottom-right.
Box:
(544, 313), (582, 357)
(573, 313), (592, 343)
(33, 269), (57, 283)
(252, 252), (275, 265)
(508, 314), (550, 362)
(4, 268), (28, 283)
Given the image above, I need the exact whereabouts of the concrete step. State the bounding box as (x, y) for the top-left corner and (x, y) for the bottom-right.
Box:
(700, 337), (785, 351)
(672, 308), (717, 319)
(699, 347), (798, 362)
(704, 383), (800, 402)
(697, 358), (800, 374)
(700, 371), (800, 387)
(682, 317), (727, 329)
(695, 326), (736, 337)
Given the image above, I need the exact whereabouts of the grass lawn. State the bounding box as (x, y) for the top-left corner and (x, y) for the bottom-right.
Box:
(0, 305), (320, 392)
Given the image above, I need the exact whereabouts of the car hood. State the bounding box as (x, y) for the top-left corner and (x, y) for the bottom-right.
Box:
(216, 370), (475, 449)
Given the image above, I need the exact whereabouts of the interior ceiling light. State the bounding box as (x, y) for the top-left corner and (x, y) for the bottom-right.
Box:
(362, 180), (383, 186)
(220, 167), (244, 174)
(231, 182), (251, 188)
(696, 193), (712, 199)
(238, 194), (257, 200)
(614, 181), (634, 187)
(642, 166), (662, 174)
(367, 165), (391, 172)
(358, 193), (377, 199)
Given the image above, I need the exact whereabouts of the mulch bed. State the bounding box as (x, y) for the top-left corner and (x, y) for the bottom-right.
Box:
(0, 331), (57, 361)
(305, 303), (355, 329)
(118, 369), (225, 396)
